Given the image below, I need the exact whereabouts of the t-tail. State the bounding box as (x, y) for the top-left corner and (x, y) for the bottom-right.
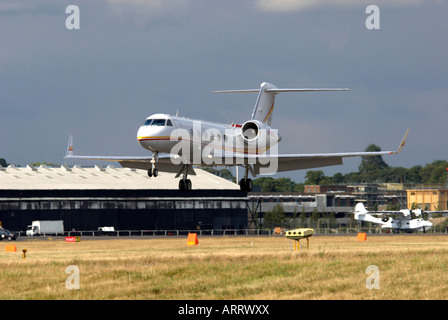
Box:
(214, 82), (349, 126)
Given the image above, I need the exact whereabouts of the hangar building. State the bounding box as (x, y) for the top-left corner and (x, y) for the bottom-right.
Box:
(0, 165), (247, 233)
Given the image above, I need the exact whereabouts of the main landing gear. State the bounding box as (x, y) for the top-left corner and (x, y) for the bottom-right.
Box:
(178, 164), (192, 192)
(179, 178), (192, 192)
(239, 178), (253, 192)
(239, 165), (253, 192)
(147, 168), (158, 177)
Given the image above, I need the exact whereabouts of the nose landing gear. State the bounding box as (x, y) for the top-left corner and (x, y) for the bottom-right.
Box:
(147, 152), (159, 178)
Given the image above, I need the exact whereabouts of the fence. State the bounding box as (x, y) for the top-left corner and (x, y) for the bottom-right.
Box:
(14, 226), (448, 238)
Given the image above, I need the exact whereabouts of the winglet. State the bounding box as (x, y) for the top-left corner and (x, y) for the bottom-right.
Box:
(66, 133), (74, 157)
(393, 128), (410, 154)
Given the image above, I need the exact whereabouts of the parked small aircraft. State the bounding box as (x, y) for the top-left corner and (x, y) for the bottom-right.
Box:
(353, 202), (434, 233)
(65, 82), (409, 192)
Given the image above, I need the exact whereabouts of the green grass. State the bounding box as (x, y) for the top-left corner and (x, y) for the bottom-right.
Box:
(0, 235), (448, 299)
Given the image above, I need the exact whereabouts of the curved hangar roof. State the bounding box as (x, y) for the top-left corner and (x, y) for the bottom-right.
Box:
(0, 165), (239, 190)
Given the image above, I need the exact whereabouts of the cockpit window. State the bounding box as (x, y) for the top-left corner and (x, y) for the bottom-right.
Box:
(166, 119), (173, 126)
(143, 119), (168, 126)
(152, 119), (166, 126)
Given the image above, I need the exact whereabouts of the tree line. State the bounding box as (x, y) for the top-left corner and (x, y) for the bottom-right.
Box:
(254, 144), (447, 192)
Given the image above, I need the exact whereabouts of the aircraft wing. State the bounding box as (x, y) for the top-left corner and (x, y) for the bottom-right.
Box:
(64, 134), (197, 175)
(65, 128), (408, 177)
(229, 128), (409, 175)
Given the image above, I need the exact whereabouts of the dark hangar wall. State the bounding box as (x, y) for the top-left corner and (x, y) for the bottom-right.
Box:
(0, 189), (248, 232)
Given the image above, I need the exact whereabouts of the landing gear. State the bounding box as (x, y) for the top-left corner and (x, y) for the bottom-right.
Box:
(239, 178), (253, 192)
(147, 152), (159, 178)
(147, 168), (158, 177)
(239, 165), (253, 192)
(179, 178), (192, 192)
(178, 164), (192, 192)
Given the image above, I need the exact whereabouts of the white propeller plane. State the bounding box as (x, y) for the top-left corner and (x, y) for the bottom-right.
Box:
(65, 82), (409, 192)
(353, 203), (433, 233)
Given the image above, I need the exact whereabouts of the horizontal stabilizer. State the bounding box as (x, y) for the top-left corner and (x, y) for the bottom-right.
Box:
(213, 82), (350, 126)
(213, 88), (350, 94)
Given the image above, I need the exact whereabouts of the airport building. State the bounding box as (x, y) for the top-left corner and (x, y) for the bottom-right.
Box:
(0, 165), (248, 232)
(407, 188), (448, 211)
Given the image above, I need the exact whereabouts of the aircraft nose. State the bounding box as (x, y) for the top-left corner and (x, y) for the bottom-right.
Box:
(137, 124), (172, 153)
(137, 125), (149, 138)
(137, 125), (166, 139)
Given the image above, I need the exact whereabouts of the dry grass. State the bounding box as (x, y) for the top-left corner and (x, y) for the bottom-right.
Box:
(1, 235), (448, 300)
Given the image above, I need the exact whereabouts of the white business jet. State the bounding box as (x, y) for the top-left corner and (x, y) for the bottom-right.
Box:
(353, 203), (434, 233)
(65, 82), (409, 192)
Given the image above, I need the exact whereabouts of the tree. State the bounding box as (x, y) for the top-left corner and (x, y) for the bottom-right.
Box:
(253, 177), (276, 192)
(253, 177), (301, 192)
(309, 208), (320, 228)
(358, 144), (389, 182)
(298, 210), (308, 228)
(304, 170), (326, 185)
(422, 160), (448, 184)
(408, 165), (423, 184)
(0, 158), (8, 167)
(263, 205), (286, 229)
(272, 177), (298, 192)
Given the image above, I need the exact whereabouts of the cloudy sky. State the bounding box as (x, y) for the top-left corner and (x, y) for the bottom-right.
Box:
(1, 0), (447, 182)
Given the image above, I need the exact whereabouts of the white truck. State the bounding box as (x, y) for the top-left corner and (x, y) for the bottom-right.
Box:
(97, 226), (115, 235)
(26, 220), (64, 236)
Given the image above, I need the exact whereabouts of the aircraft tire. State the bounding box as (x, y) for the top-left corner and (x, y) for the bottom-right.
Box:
(246, 178), (253, 192)
(239, 178), (253, 192)
(179, 179), (192, 192)
(153, 168), (158, 177)
(147, 168), (152, 177)
(179, 179), (185, 192)
(239, 179), (247, 191)
(186, 179), (192, 192)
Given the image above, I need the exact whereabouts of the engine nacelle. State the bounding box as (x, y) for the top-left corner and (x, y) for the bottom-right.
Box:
(241, 120), (264, 142)
(240, 119), (281, 148)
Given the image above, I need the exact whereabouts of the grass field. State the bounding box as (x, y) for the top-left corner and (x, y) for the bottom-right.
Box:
(1, 235), (447, 300)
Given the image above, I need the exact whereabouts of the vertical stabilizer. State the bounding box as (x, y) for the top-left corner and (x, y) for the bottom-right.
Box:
(354, 203), (384, 224)
(251, 82), (278, 126)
